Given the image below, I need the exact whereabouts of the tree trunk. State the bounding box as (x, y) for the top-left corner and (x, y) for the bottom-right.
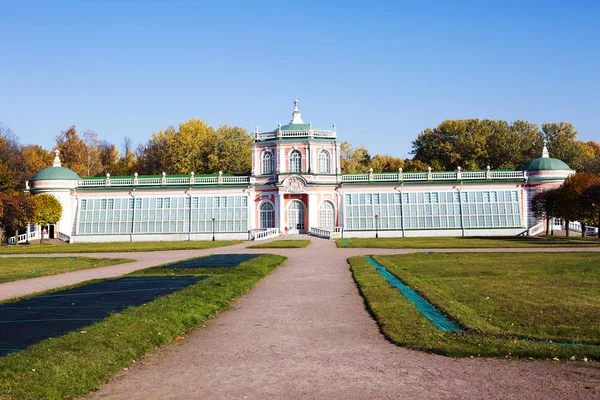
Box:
(582, 223), (586, 238)
(546, 217), (550, 235)
(39, 226), (45, 244)
(565, 219), (570, 237)
(14, 229), (19, 246)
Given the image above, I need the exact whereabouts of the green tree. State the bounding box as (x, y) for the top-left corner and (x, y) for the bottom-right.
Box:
(558, 173), (600, 237)
(213, 125), (252, 174)
(32, 194), (63, 243)
(542, 122), (594, 171)
(583, 183), (600, 239)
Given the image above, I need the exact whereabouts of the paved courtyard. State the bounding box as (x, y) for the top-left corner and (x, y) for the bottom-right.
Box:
(1, 238), (599, 399)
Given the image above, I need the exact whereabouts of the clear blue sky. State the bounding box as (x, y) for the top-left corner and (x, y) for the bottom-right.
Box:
(1, 0), (599, 158)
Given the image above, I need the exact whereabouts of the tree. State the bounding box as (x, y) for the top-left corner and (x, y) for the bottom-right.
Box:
(81, 130), (103, 177)
(558, 173), (600, 237)
(20, 145), (54, 181)
(531, 189), (560, 235)
(55, 126), (87, 176)
(32, 194), (63, 243)
(99, 140), (119, 175)
(1, 194), (36, 245)
(542, 122), (594, 171)
(213, 125), (252, 174)
(583, 183), (600, 239)
(340, 141), (371, 173)
(369, 154), (404, 172)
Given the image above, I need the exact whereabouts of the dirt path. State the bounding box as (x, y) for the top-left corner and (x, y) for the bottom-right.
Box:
(57, 238), (600, 400)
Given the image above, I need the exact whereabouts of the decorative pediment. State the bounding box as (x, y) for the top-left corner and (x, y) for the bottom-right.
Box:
(282, 175), (307, 193)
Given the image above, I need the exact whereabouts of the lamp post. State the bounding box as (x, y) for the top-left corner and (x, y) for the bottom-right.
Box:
(212, 217), (215, 241)
(375, 214), (379, 239)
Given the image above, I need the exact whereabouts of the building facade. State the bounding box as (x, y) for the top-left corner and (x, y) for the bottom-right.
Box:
(27, 101), (575, 243)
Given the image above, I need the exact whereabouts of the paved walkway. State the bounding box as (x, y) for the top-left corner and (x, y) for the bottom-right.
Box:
(1, 239), (599, 399)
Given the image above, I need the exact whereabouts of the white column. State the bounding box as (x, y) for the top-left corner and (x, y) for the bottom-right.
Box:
(308, 193), (318, 230)
(336, 143), (341, 174)
(278, 193), (285, 233)
(251, 147), (257, 175)
(278, 147), (283, 173)
(247, 192), (254, 230)
(305, 145), (310, 173)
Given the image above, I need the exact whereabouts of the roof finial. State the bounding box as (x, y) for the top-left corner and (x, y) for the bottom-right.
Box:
(542, 138), (549, 158)
(53, 149), (62, 167)
(291, 98), (303, 124)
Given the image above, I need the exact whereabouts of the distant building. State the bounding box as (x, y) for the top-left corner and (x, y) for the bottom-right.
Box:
(27, 100), (574, 243)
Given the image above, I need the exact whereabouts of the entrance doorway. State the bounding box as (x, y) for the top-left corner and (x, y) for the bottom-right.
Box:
(287, 200), (305, 234)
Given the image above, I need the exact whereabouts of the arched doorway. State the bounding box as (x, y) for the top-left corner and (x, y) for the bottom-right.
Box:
(259, 202), (274, 229)
(319, 200), (335, 229)
(287, 200), (305, 234)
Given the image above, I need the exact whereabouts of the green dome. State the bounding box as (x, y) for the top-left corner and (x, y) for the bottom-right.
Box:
(31, 167), (81, 181)
(522, 157), (572, 172)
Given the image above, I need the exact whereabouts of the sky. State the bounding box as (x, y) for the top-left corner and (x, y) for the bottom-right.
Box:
(1, 0), (599, 158)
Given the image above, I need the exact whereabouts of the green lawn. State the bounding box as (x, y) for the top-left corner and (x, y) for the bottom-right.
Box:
(338, 236), (600, 248)
(349, 252), (600, 360)
(0, 257), (134, 284)
(0, 240), (241, 254)
(0, 254), (286, 400)
(247, 240), (310, 249)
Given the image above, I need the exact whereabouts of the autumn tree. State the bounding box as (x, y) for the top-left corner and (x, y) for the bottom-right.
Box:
(32, 194), (63, 243)
(340, 141), (371, 173)
(1, 194), (36, 245)
(558, 173), (600, 237)
(20, 145), (54, 181)
(369, 154), (404, 172)
(583, 183), (600, 239)
(98, 140), (119, 175)
(213, 125), (252, 174)
(55, 126), (87, 176)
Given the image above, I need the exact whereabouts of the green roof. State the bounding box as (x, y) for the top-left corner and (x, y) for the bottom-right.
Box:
(522, 157), (572, 172)
(275, 123), (312, 132)
(31, 167), (81, 181)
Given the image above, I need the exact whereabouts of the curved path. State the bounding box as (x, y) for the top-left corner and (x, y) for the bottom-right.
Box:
(2, 239), (599, 399)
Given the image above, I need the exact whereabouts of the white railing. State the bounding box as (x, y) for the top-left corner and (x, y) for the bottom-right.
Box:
(58, 231), (71, 242)
(8, 232), (29, 244)
(78, 175), (250, 188)
(568, 221), (599, 236)
(249, 228), (280, 240)
(312, 130), (336, 138)
(309, 226), (343, 239)
(255, 129), (336, 141)
(341, 170), (527, 183)
(524, 222), (544, 236)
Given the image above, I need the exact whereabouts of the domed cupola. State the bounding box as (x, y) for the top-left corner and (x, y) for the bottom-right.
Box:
(522, 139), (574, 181)
(29, 150), (80, 192)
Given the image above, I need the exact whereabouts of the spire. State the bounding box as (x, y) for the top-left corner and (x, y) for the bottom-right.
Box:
(542, 138), (549, 158)
(291, 98), (304, 124)
(53, 149), (62, 167)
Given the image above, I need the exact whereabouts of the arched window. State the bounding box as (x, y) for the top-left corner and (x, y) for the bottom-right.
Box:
(262, 151), (273, 175)
(259, 202), (274, 229)
(319, 200), (335, 228)
(318, 150), (330, 173)
(290, 150), (302, 173)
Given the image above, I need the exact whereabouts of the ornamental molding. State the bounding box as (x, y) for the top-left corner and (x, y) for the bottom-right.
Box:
(281, 175), (308, 193)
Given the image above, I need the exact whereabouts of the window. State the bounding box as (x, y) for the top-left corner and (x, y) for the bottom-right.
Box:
(290, 150), (302, 173)
(262, 151), (273, 175)
(318, 150), (330, 173)
(319, 201), (335, 228)
(259, 202), (274, 229)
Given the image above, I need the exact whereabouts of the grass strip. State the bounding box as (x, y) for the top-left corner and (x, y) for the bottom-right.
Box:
(0, 257), (134, 284)
(247, 240), (310, 248)
(0, 254), (286, 400)
(337, 236), (600, 248)
(0, 240), (241, 255)
(349, 253), (600, 360)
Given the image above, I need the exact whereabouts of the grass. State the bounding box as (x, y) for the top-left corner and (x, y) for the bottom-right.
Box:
(349, 252), (600, 360)
(0, 240), (241, 254)
(0, 257), (134, 284)
(337, 236), (600, 248)
(0, 253), (287, 400)
(247, 240), (311, 249)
